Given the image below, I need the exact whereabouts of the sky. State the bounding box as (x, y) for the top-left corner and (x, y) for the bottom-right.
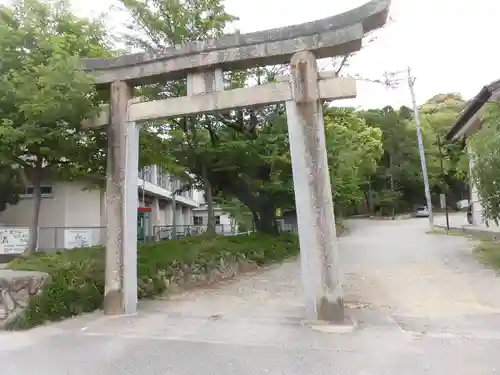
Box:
(4, 0), (500, 109)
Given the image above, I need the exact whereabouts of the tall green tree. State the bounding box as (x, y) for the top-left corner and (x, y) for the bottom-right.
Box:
(0, 164), (23, 212)
(324, 107), (383, 215)
(117, 0), (237, 233)
(360, 106), (422, 214)
(360, 94), (467, 216)
(117, 0), (384, 232)
(0, 0), (109, 253)
(420, 93), (468, 206)
(468, 103), (500, 224)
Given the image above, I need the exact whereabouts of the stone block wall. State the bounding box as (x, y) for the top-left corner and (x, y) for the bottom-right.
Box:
(0, 271), (50, 328)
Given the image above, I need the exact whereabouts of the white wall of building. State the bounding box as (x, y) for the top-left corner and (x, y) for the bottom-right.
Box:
(0, 181), (104, 249)
(0, 164), (244, 250)
(192, 208), (237, 234)
(190, 188), (239, 233)
(0, 167), (201, 249)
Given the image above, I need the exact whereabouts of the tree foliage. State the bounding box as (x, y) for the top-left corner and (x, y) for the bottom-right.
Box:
(118, 0), (239, 233)
(358, 94), (467, 216)
(116, 0), (388, 232)
(468, 103), (500, 224)
(325, 108), (383, 212)
(0, 0), (109, 253)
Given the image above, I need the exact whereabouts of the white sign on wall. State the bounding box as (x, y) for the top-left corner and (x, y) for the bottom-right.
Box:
(0, 227), (29, 254)
(64, 229), (92, 249)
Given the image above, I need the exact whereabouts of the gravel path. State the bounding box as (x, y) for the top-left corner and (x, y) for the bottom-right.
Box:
(2, 218), (500, 375)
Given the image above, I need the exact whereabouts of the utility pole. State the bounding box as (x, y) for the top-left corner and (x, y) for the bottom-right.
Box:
(407, 67), (434, 230)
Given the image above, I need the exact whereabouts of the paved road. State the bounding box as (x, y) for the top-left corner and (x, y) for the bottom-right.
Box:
(2, 218), (500, 374)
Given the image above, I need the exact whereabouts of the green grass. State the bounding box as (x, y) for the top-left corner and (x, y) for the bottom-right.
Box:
(474, 241), (500, 270)
(7, 233), (299, 330)
(427, 228), (494, 241)
(428, 228), (500, 271)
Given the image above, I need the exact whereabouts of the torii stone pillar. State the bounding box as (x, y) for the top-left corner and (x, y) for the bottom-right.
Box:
(286, 51), (343, 322)
(104, 81), (139, 314)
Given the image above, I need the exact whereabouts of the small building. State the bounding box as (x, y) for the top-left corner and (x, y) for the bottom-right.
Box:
(0, 163), (242, 252)
(276, 209), (298, 233)
(0, 165), (199, 250)
(446, 79), (500, 225)
(191, 190), (238, 235)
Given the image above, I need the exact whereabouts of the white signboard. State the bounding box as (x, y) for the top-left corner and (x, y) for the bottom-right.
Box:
(64, 229), (92, 249)
(0, 227), (29, 254)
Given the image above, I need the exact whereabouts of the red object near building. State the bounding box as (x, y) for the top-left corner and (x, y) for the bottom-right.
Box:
(138, 207), (152, 212)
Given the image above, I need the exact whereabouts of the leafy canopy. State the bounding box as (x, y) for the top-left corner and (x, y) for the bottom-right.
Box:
(0, 0), (109, 172)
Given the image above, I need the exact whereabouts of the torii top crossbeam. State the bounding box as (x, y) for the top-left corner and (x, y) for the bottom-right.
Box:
(80, 0), (391, 86)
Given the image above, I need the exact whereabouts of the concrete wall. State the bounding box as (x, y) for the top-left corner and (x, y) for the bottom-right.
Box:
(0, 182), (69, 249)
(64, 183), (102, 227)
(0, 182), (66, 228)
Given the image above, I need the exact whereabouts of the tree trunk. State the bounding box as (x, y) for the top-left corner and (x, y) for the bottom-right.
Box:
(367, 180), (375, 214)
(254, 201), (278, 235)
(251, 211), (258, 232)
(202, 165), (215, 234)
(26, 164), (43, 255)
(232, 183), (278, 235)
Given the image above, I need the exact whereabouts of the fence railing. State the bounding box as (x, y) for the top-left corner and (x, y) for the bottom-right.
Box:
(0, 220), (297, 255)
(277, 223), (297, 234)
(151, 224), (240, 241)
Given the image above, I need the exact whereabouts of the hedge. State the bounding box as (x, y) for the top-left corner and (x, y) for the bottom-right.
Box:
(6, 233), (299, 330)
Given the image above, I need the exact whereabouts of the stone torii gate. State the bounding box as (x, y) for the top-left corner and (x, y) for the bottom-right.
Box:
(81, 0), (391, 323)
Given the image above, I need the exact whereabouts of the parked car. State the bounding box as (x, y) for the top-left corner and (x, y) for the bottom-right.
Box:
(415, 206), (429, 218)
(457, 199), (470, 211)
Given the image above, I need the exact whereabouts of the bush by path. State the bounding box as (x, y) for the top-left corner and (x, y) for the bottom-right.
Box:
(7, 233), (299, 330)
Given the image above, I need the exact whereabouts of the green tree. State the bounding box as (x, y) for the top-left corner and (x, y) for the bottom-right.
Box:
(0, 165), (23, 212)
(359, 95), (467, 216)
(117, 0), (384, 232)
(117, 0), (237, 234)
(360, 106), (422, 214)
(324, 107), (383, 215)
(0, 0), (109, 253)
(468, 103), (500, 224)
(420, 93), (468, 206)
(164, 94), (293, 234)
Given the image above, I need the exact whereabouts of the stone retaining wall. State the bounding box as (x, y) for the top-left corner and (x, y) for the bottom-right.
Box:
(0, 270), (50, 328)
(138, 256), (258, 297)
(2, 256), (256, 329)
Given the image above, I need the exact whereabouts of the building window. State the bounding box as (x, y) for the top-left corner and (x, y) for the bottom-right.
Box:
(215, 216), (221, 225)
(194, 216), (204, 225)
(21, 186), (53, 198)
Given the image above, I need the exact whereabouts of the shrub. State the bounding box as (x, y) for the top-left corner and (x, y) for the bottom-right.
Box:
(7, 233), (298, 329)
